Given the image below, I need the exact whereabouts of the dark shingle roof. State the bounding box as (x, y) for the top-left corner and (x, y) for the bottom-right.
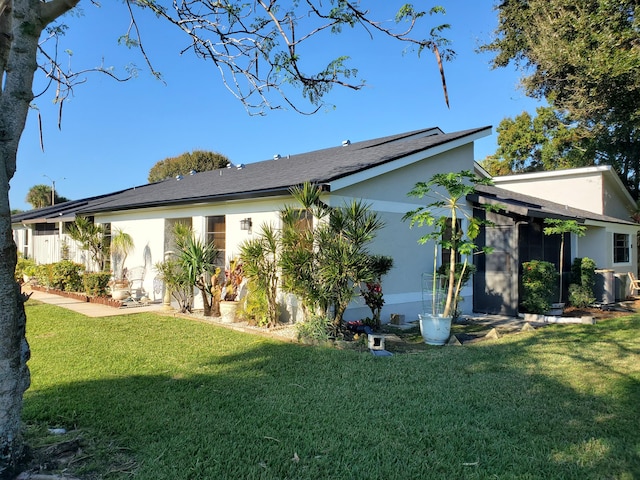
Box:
(11, 191), (130, 224)
(11, 126), (490, 223)
(76, 126), (490, 214)
(471, 184), (637, 226)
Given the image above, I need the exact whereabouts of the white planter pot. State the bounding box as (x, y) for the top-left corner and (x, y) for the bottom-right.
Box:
(111, 288), (130, 301)
(419, 314), (452, 346)
(219, 301), (239, 323)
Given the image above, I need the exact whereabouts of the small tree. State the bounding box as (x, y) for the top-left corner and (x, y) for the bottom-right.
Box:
(239, 224), (280, 327)
(543, 218), (587, 304)
(280, 182), (385, 332)
(403, 171), (494, 318)
(110, 229), (135, 282)
(66, 216), (107, 271)
(174, 224), (221, 317)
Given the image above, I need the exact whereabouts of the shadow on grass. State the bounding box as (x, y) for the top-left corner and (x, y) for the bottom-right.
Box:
(23, 312), (640, 479)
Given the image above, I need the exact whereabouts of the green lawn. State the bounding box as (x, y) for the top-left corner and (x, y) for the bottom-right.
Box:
(23, 302), (640, 479)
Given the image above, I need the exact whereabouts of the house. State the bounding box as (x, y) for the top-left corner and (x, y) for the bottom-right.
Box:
(470, 166), (640, 315)
(12, 128), (640, 322)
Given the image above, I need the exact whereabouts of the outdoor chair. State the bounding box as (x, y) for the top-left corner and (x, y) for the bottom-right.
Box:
(628, 272), (640, 296)
(126, 266), (146, 299)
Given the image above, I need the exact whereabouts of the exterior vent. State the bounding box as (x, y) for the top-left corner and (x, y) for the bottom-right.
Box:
(236, 164), (245, 170)
(226, 162), (232, 168)
(176, 175), (183, 181)
(189, 169), (197, 175)
(273, 154), (281, 160)
(342, 140), (351, 146)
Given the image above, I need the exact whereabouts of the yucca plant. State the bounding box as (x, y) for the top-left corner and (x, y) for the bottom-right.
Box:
(280, 182), (385, 331)
(239, 224), (280, 327)
(174, 224), (221, 316)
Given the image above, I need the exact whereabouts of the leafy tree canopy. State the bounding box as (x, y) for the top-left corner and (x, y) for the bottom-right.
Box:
(482, 0), (639, 124)
(25, 184), (70, 209)
(480, 106), (595, 175)
(148, 150), (230, 183)
(480, 0), (640, 195)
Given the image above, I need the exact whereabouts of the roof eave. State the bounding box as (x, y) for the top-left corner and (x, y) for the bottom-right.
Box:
(80, 186), (296, 215)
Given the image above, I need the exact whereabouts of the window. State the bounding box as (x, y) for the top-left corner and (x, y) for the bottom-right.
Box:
(206, 216), (225, 266)
(165, 218), (192, 252)
(102, 223), (111, 271)
(34, 223), (57, 236)
(613, 233), (630, 263)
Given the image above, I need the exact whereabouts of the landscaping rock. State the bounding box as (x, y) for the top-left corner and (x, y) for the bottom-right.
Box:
(484, 328), (500, 340)
(520, 322), (536, 332)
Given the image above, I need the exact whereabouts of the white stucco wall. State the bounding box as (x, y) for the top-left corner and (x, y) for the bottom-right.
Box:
(494, 167), (635, 220)
(107, 217), (166, 300)
(495, 170), (606, 214)
(99, 198), (287, 307)
(603, 174), (635, 220)
(576, 222), (638, 299)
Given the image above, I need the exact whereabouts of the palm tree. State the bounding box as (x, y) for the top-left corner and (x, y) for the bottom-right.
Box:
(240, 224), (280, 327)
(25, 184), (52, 208)
(66, 216), (107, 270)
(110, 229), (135, 282)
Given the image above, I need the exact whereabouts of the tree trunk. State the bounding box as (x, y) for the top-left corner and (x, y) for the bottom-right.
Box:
(0, 0), (38, 472)
(201, 289), (212, 316)
(0, 254), (31, 476)
(0, 0), (78, 472)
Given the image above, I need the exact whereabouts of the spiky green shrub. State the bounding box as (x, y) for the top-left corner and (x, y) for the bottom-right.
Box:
(295, 315), (332, 343)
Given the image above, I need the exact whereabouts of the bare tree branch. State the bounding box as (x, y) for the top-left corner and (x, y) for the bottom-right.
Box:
(126, 1), (454, 115)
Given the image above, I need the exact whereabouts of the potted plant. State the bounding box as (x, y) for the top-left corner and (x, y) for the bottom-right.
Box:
(404, 171), (494, 345)
(109, 229), (135, 300)
(219, 258), (244, 323)
(543, 218), (586, 315)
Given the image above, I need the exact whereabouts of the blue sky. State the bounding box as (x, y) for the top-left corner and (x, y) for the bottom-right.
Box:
(12, 1), (541, 211)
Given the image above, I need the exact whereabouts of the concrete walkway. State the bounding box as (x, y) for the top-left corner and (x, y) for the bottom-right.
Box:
(25, 288), (165, 318)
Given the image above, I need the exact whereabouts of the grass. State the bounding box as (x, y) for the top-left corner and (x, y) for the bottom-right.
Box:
(23, 302), (640, 479)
